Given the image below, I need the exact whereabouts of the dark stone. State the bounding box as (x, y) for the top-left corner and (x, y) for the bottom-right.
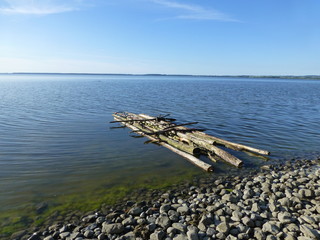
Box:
(36, 202), (48, 214)
(126, 201), (135, 207)
(11, 230), (27, 240)
(27, 233), (41, 240)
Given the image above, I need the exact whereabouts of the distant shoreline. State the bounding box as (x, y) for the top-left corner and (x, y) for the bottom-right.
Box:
(1, 72), (320, 80)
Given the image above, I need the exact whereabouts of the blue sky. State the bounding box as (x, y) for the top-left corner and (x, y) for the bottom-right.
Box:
(0, 0), (319, 75)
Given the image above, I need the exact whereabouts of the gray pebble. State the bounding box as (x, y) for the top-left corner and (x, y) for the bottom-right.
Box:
(128, 207), (143, 216)
(177, 206), (189, 215)
(150, 230), (166, 240)
(216, 222), (229, 234)
(299, 225), (320, 239)
(262, 221), (280, 235)
(173, 233), (188, 240)
(186, 229), (199, 240)
(102, 223), (124, 234)
(156, 215), (171, 229)
(160, 204), (171, 213)
(172, 222), (186, 233)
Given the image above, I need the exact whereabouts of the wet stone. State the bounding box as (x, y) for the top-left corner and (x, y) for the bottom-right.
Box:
(11, 230), (28, 240)
(36, 202), (48, 214)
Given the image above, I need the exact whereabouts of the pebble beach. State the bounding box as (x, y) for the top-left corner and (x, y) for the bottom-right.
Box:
(11, 158), (320, 240)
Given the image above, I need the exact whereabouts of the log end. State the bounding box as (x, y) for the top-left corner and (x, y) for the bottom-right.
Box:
(192, 148), (202, 155)
(264, 151), (271, 156)
(207, 166), (214, 172)
(237, 161), (244, 168)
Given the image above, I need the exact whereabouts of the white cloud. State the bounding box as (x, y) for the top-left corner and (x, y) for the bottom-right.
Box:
(0, 0), (81, 15)
(151, 0), (238, 22)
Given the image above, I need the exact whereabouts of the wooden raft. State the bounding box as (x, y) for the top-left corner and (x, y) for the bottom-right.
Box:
(111, 112), (270, 172)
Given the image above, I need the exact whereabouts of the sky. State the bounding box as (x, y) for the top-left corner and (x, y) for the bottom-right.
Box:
(0, 0), (319, 75)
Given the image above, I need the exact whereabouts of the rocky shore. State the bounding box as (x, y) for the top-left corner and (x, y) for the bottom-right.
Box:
(12, 159), (320, 240)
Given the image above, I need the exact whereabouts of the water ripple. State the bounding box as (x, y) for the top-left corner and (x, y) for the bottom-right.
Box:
(0, 75), (320, 211)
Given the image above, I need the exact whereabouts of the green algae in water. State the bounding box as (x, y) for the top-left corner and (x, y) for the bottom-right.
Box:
(0, 165), (201, 238)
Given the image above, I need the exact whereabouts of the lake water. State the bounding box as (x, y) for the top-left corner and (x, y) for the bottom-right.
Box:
(0, 74), (320, 221)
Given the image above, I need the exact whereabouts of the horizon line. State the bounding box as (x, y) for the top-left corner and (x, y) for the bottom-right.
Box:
(1, 72), (320, 79)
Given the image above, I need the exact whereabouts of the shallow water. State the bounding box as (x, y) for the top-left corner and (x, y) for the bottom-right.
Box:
(0, 74), (320, 214)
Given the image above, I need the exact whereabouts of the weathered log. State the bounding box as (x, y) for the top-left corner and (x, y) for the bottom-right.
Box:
(139, 113), (269, 156)
(138, 114), (243, 167)
(144, 140), (160, 145)
(135, 128), (205, 136)
(110, 118), (156, 123)
(163, 122), (199, 129)
(193, 132), (270, 155)
(113, 115), (213, 172)
(110, 126), (127, 129)
(111, 113), (176, 123)
(243, 150), (270, 161)
(113, 112), (270, 169)
(151, 115), (266, 156)
(127, 122), (201, 156)
(157, 134), (201, 155)
(207, 152), (218, 162)
(182, 133), (243, 167)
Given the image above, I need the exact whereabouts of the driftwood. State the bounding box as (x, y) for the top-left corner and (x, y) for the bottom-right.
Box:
(163, 122), (199, 129)
(138, 114), (269, 156)
(193, 132), (270, 155)
(113, 115), (213, 172)
(111, 112), (270, 171)
(110, 116), (176, 124)
(134, 128), (201, 155)
(110, 118), (158, 123)
(138, 114), (243, 167)
(129, 120), (201, 156)
(135, 128), (205, 136)
(207, 152), (218, 162)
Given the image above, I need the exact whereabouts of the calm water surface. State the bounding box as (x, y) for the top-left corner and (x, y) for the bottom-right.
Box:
(0, 74), (320, 213)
